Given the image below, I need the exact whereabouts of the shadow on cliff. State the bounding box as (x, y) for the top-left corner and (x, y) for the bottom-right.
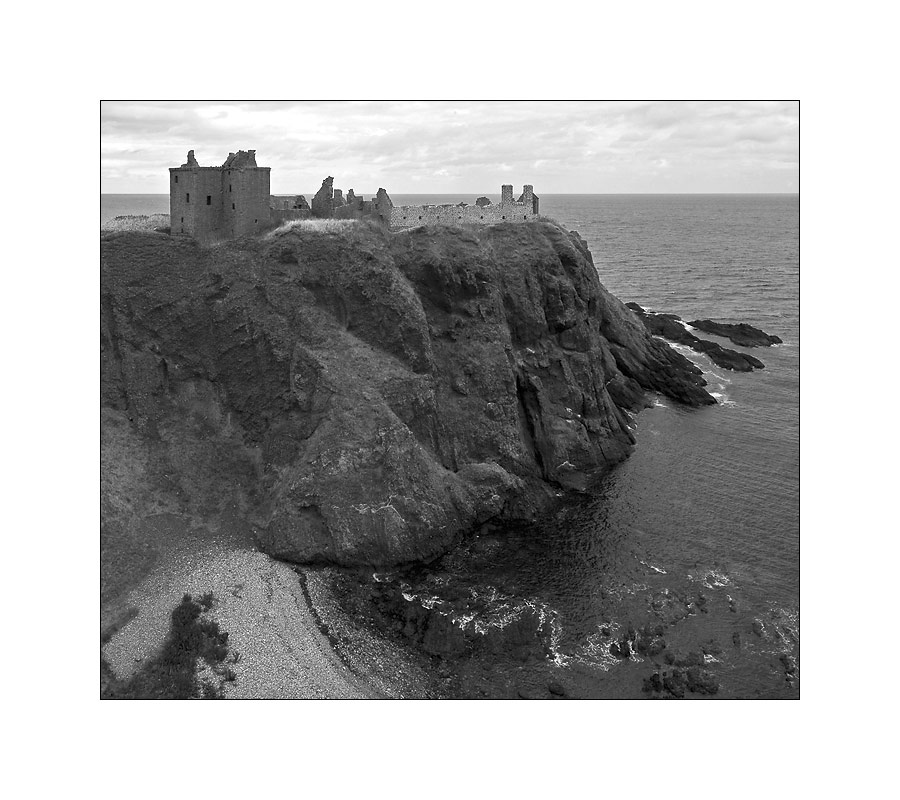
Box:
(100, 219), (714, 571)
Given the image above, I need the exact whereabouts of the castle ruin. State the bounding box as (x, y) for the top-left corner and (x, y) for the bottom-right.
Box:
(169, 150), (272, 241)
(169, 150), (539, 241)
(388, 185), (539, 229)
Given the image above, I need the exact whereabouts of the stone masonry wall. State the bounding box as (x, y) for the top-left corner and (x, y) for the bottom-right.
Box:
(311, 177), (335, 218)
(271, 208), (312, 225)
(389, 201), (537, 230)
(170, 167), (224, 239)
(388, 184), (538, 230)
(223, 166), (271, 238)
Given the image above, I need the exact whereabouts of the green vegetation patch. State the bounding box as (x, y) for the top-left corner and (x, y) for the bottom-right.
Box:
(102, 214), (171, 233)
(101, 593), (236, 699)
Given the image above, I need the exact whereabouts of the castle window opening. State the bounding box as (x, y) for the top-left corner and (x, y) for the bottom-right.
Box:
(206, 196), (212, 205)
(229, 184), (232, 192)
(232, 203), (235, 210)
(186, 193), (190, 203)
(181, 217), (183, 223)
(502, 215), (506, 220)
(174, 175), (178, 183)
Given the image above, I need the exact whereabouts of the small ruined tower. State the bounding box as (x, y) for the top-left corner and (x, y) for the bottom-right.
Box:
(500, 185), (515, 207)
(519, 184), (539, 214)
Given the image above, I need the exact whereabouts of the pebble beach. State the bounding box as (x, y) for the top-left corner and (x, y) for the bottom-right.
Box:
(101, 528), (426, 699)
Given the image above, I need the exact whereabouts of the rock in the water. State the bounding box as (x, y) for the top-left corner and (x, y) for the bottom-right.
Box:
(685, 666), (719, 695)
(101, 222), (715, 567)
(626, 303), (765, 372)
(663, 670), (686, 699)
(645, 663), (718, 698)
(687, 319), (782, 347)
(548, 680), (567, 697)
(610, 638), (632, 659)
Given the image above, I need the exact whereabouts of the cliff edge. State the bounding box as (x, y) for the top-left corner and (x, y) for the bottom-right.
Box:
(101, 221), (713, 567)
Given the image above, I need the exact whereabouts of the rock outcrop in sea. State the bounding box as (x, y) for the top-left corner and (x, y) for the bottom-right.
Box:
(625, 303), (766, 372)
(101, 220), (714, 567)
(686, 319), (783, 348)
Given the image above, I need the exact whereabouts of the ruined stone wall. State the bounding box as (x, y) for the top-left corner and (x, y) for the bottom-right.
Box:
(311, 177), (335, 218)
(271, 208), (311, 225)
(331, 188), (393, 225)
(332, 203), (367, 220)
(271, 195), (311, 212)
(389, 201), (537, 230)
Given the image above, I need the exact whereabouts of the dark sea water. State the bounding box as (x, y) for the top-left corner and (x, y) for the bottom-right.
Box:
(101, 193), (800, 698)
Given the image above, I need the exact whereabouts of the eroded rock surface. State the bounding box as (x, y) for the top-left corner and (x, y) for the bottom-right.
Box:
(101, 221), (713, 567)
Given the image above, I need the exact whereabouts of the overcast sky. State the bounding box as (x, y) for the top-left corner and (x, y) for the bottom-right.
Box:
(101, 101), (798, 195)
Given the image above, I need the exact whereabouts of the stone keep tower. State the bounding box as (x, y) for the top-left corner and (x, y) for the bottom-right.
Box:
(169, 150), (271, 241)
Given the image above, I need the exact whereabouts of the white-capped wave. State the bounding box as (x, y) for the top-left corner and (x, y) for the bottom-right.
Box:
(639, 558), (668, 574)
(711, 391), (737, 407)
(688, 568), (735, 588)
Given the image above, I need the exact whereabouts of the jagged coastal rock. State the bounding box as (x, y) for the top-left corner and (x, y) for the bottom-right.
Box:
(101, 221), (713, 567)
(625, 303), (766, 372)
(686, 319), (783, 348)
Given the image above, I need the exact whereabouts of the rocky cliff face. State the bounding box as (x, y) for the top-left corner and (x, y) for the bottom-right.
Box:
(101, 221), (713, 567)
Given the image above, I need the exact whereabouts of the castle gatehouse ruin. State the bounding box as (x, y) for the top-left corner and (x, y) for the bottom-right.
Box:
(169, 150), (539, 241)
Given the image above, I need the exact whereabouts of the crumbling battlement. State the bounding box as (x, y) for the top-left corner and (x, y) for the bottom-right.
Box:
(311, 177), (394, 224)
(333, 187), (393, 222)
(389, 184), (540, 230)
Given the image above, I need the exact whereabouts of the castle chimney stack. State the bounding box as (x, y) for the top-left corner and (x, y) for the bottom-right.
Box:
(501, 185), (514, 206)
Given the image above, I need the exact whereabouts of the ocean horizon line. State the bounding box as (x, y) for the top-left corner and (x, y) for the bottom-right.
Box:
(102, 191), (800, 197)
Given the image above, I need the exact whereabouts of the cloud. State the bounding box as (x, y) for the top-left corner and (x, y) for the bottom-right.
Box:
(100, 100), (799, 193)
